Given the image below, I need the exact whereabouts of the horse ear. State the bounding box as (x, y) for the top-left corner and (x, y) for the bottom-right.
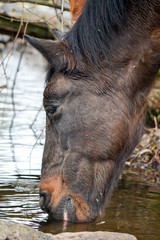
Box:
(24, 35), (76, 71)
(53, 30), (65, 40)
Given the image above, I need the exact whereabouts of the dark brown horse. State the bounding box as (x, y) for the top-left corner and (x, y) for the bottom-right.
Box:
(24, 0), (160, 223)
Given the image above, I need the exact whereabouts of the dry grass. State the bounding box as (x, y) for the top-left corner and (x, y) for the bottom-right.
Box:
(125, 127), (160, 183)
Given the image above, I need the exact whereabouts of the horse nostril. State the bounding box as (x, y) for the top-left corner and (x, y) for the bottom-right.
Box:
(67, 197), (72, 205)
(67, 197), (71, 202)
(39, 190), (51, 211)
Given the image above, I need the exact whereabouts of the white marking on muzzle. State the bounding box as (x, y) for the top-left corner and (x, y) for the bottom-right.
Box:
(63, 206), (68, 221)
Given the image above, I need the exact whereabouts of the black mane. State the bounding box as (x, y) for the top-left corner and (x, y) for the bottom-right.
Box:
(64, 0), (157, 69)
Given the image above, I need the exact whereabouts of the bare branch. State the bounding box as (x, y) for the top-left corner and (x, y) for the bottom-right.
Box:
(0, 0), (69, 11)
(60, 0), (65, 32)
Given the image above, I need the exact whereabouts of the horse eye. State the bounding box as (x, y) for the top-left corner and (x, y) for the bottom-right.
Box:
(46, 106), (58, 117)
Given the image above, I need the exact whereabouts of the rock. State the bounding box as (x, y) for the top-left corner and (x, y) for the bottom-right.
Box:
(0, 220), (54, 240)
(54, 232), (137, 240)
(0, 220), (137, 240)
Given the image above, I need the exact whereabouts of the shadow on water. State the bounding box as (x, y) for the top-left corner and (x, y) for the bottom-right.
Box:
(0, 39), (160, 240)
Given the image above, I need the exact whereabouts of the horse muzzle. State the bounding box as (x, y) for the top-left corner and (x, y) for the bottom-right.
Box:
(39, 191), (76, 222)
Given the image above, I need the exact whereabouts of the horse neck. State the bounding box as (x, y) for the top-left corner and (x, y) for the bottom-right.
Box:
(87, 1), (159, 93)
(66, 0), (160, 70)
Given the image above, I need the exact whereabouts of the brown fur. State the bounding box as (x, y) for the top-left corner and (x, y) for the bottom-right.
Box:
(40, 176), (68, 208)
(40, 176), (92, 222)
(69, 0), (86, 24)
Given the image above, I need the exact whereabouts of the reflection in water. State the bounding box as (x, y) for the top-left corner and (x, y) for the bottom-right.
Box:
(9, 44), (26, 176)
(0, 41), (46, 226)
(0, 42), (160, 240)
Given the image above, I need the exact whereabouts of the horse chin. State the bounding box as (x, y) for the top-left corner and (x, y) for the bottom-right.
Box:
(42, 195), (97, 223)
(50, 202), (97, 223)
(48, 196), (77, 222)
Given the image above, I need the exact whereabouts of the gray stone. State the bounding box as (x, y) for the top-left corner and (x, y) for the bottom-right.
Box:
(0, 220), (54, 240)
(0, 220), (137, 240)
(54, 232), (137, 240)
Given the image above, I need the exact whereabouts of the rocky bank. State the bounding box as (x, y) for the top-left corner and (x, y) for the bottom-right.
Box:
(0, 220), (137, 240)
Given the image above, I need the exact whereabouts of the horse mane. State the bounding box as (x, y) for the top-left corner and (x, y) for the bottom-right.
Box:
(64, 0), (158, 69)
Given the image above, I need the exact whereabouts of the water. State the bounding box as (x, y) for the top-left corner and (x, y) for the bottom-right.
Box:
(0, 41), (160, 240)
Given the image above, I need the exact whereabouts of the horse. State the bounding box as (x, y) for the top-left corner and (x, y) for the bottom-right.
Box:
(24, 0), (160, 223)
